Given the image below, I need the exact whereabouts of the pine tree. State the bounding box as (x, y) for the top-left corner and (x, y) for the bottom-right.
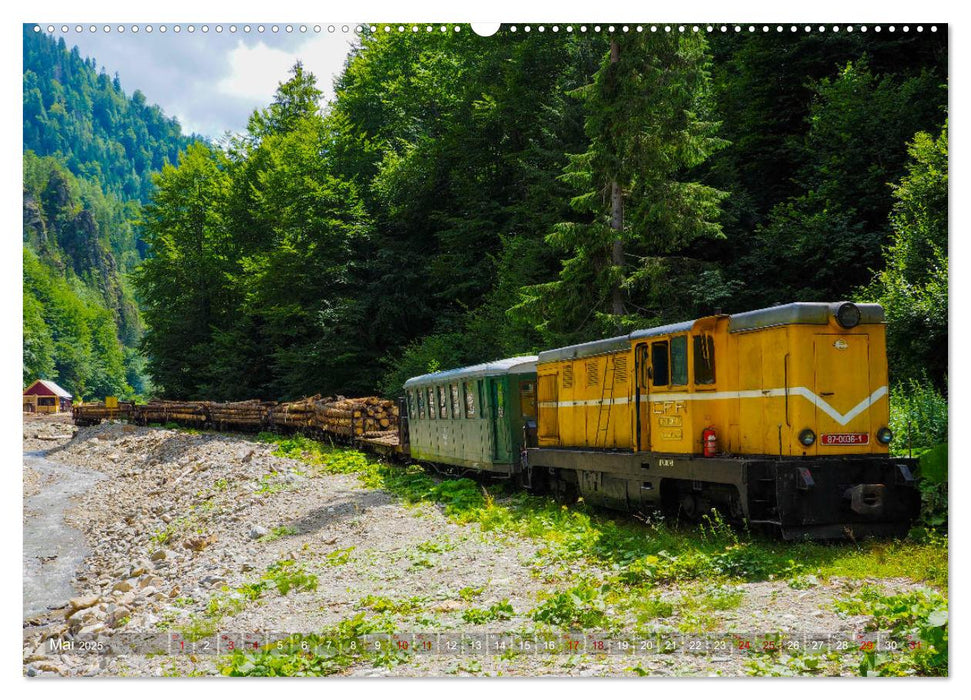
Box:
(519, 32), (727, 343)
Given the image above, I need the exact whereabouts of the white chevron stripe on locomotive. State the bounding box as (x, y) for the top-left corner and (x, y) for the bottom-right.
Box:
(536, 386), (888, 428)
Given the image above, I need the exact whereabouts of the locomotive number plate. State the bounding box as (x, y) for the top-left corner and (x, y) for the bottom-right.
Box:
(820, 433), (869, 446)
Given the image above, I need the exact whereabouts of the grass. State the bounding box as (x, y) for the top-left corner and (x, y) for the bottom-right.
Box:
(220, 614), (408, 677)
(221, 433), (949, 674)
(254, 434), (948, 594)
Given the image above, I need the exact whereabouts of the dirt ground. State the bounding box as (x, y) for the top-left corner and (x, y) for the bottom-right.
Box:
(22, 416), (926, 677)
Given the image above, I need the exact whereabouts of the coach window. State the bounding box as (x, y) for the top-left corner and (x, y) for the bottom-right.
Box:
(496, 382), (505, 419)
(694, 334), (716, 385)
(450, 383), (461, 418)
(407, 391), (415, 419)
(464, 381), (476, 417)
(417, 390), (426, 419)
(428, 387), (437, 419)
(439, 386), (449, 419)
(651, 340), (670, 387)
(670, 336), (688, 386)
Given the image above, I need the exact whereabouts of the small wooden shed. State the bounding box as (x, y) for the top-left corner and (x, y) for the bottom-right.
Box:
(23, 379), (73, 414)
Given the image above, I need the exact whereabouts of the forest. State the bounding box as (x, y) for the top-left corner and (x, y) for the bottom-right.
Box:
(133, 28), (947, 406)
(22, 28), (197, 398)
(24, 27), (948, 428)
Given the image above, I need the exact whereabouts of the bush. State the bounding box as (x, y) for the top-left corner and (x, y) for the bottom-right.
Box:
(888, 381), (947, 528)
(888, 381), (948, 455)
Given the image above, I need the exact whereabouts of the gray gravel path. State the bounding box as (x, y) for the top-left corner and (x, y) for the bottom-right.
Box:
(23, 450), (105, 618)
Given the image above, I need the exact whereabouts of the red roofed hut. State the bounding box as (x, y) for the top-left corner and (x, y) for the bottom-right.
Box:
(23, 379), (73, 414)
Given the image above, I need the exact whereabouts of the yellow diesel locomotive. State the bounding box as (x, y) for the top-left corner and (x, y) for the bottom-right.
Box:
(523, 301), (919, 539)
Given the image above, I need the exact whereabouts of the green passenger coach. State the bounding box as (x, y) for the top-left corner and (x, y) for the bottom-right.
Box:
(403, 356), (538, 474)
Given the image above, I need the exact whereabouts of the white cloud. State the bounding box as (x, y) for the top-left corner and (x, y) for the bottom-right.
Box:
(217, 34), (354, 114)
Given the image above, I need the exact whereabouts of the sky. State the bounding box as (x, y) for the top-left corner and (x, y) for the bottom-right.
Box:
(52, 24), (359, 139)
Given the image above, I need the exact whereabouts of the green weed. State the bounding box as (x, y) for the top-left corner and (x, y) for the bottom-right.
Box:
(220, 614), (409, 677)
(531, 583), (610, 629)
(462, 600), (514, 624)
(263, 560), (318, 595)
(325, 547), (355, 566)
(834, 587), (948, 676)
(259, 525), (298, 542)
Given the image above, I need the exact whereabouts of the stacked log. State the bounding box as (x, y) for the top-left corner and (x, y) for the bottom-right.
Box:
(315, 396), (398, 437)
(209, 400), (275, 432)
(72, 401), (135, 426)
(270, 395), (323, 433)
(134, 400), (209, 427)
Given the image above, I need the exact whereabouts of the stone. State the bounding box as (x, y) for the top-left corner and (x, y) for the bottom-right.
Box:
(249, 525), (268, 540)
(168, 585), (182, 598)
(139, 575), (164, 590)
(112, 579), (134, 594)
(149, 549), (170, 562)
(67, 594), (100, 613)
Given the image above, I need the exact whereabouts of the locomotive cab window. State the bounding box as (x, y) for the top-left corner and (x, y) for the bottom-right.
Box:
(651, 341), (669, 387)
(464, 381), (476, 417)
(693, 334), (716, 385)
(670, 335), (688, 386)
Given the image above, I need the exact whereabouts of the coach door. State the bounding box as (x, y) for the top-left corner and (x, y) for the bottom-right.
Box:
(634, 343), (650, 452)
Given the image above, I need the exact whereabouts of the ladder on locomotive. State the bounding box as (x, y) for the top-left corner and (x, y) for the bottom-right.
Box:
(594, 357), (615, 447)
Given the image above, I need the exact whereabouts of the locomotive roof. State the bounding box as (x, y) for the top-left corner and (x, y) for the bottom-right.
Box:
(538, 334), (632, 363)
(727, 302), (884, 333)
(404, 356), (538, 387)
(536, 302), (885, 364)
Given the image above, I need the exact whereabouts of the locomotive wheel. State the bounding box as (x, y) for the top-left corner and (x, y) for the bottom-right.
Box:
(551, 474), (579, 505)
(679, 492), (700, 521)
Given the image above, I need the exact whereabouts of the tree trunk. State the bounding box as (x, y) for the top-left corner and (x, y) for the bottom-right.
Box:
(609, 38), (626, 322)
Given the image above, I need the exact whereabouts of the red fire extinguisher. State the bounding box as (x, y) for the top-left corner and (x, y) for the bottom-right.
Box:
(702, 427), (718, 458)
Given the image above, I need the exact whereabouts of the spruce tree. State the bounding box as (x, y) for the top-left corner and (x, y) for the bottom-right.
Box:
(519, 32), (727, 343)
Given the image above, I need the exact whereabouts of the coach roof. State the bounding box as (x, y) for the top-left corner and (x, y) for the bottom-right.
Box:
(404, 356), (538, 388)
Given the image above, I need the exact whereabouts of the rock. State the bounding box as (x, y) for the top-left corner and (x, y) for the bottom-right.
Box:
(168, 585), (182, 599)
(201, 575), (227, 588)
(139, 575), (164, 590)
(322, 536), (338, 545)
(68, 594), (100, 613)
(112, 579), (134, 594)
(161, 514), (173, 524)
(249, 525), (269, 540)
(131, 560), (153, 577)
(77, 623), (106, 636)
(149, 549), (171, 562)
(183, 534), (217, 552)
(238, 448), (255, 463)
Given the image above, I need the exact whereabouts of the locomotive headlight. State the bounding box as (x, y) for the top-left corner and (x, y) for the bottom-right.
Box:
(877, 427), (893, 444)
(835, 302), (862, 329)
(799, 428), (816, 446)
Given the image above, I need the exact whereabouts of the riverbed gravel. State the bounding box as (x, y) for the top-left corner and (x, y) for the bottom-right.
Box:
(22, 417), (926, 678)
